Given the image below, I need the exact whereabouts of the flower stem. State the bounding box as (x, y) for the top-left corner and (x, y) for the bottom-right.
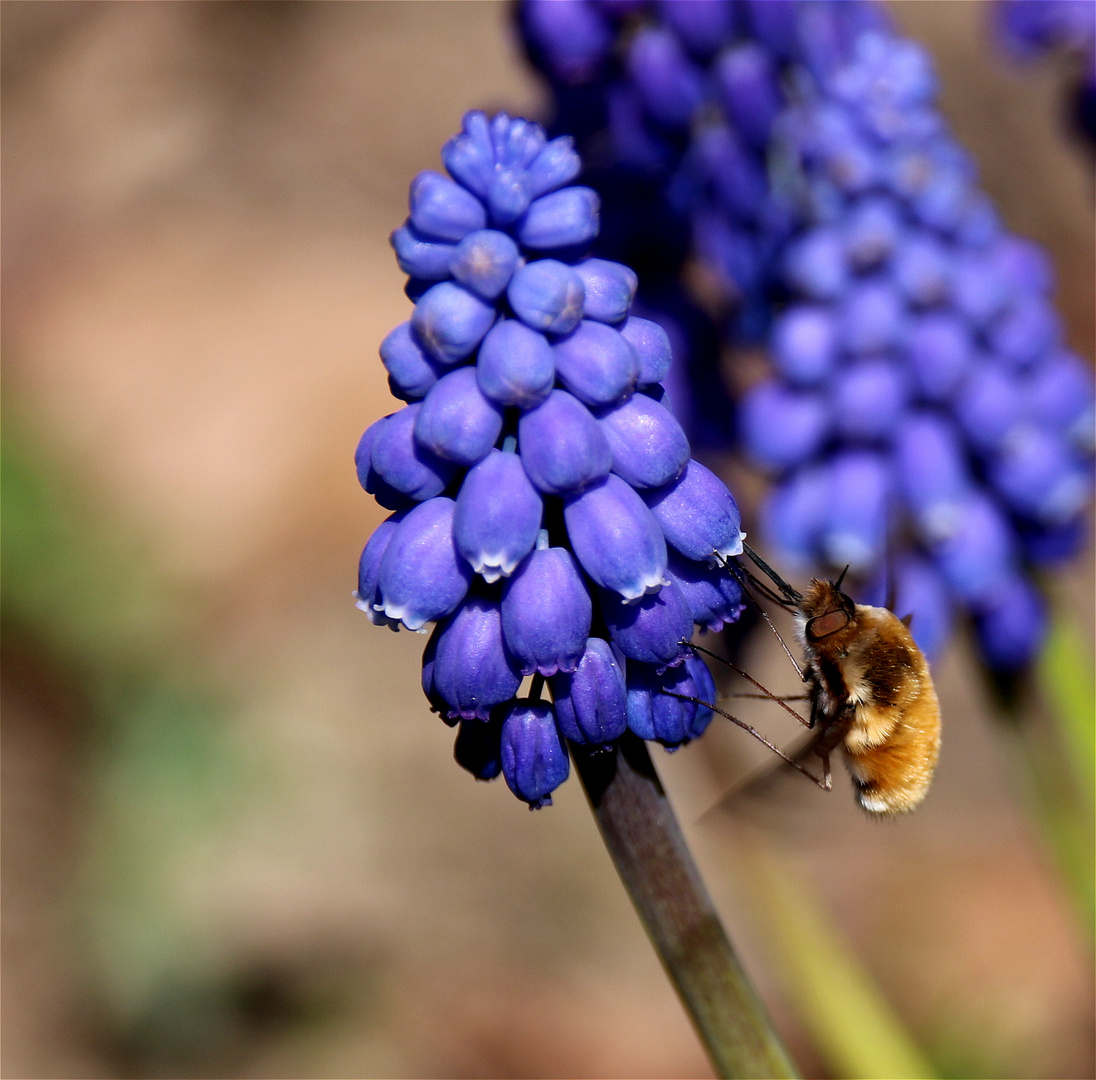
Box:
(571, 733), (799, 1080)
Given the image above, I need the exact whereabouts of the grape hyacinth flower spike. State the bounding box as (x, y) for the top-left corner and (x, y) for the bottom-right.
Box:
(355, 110), (748, 809)
(353, 112), (796, 1077)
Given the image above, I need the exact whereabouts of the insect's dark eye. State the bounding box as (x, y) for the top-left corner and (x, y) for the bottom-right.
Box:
(806, 609), (849, 640)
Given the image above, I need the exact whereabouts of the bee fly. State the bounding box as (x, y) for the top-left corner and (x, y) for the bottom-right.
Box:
(681, 543), (941, 816)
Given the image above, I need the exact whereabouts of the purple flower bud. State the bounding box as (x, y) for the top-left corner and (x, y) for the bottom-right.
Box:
(820, 452), (890, 572)
(1026, 349), (1096, 452)
(507, 259), (585, 335)
(664, 552), (745, 633)
(741, 381), (830, 469)
(908, 314), (971, 401)
(839, 279), (906, 355)
(952, 251), (1008, 328)
(741, 0), (797, 57)
(455, 448), (543, 581)
(370, 403), (457, 501)
(519, 0), (612, 85)
(660, 0), (737, 57)
(832, 358), (909, 441)
(517, 187), (600, 251)
(573, 258), (638, 324)
(644, 460), (743, 563)
(893, 234), (951, 307)
(626, 654), (716, 748)
(500, 700), (570, 808)
(449, 229), (520, 300)
(694, 125), (767, 220)
(550, 637), (628, 745)
(596, 392), (690, 489)
(526, 136), (582, 198)
(454, 714), (503, 780)
(844, 196), (903, 270)
(408, 170), (487, 242)
(931, 493), (1015, 604)
(476, 320), (556, 409)
(600, 580), (693, 668)
(502, 543), (592, 675)
(763, 466), (830, 569)
(954, 362), (1025, 453)
(784, 227), (848, 301)
(376, 497), (472, 630)
(355, 512), (405, 629)
(432, 596), (522, 720)
(715, 42), (780, 146)
(565, 475), (669, 600)
(895, 412), (972, 541)
(619, 316), (673, 386)
(390, 221), (456, 280)
(411, 281), (497, 365)
(355, 416), (414, 512)
(627, 26), (704, 128)
(518, 389), (612, 494)
(421, 623), (450, 717)
(989, 297), (1061, 369)
(554, 320), (640, 408)
(990, 427), (1090, 524)
(415, 365), (503, 466)
(772, 306), (838, 386)
(995, 235), (1055, 295)
(973, 573), (1045, 672)
(379, 321), (444, 402)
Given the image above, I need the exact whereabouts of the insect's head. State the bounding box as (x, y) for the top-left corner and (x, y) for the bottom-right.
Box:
(800, 576), (857, 643)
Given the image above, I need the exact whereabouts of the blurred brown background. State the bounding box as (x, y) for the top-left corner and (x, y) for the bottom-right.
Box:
(2, 3), (1093, 1078)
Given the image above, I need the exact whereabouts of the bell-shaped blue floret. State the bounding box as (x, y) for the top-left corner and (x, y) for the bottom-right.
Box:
(740, 382), (830, 470)
(519, 0), (612, 85)
(564, 475), (668, 600)
(411, 282), (497, 365)
(660, 0), (735, 58)
(893, 234), (951, 307)
(990, 297), (1061, 370)
(355, 416), (414, 512)
(715, 42), (781, 147)
(820, 451), (891, 572)
(619, 315), (673, 387)
(597, 392), (690, 489)
(379, 321), (444, 402)
(627, 26), (704, 128)
(518, 389), (612, 494)
(771, 306), (837, 386)
(501, 542), (592, 675)
(517, 186), (600, 251)
(476, 320), (556, 409)
(990, 427), (1090, 525)
(908, 314), (971, 401)
(414, 366), (503, 467)
(449, 229), (520, 300)
(600, 580), (693, 669)
(626, 654), (716, 748)
(644, 460), (743, 563)
(525, 135), (582, 198)
(500, 700), (570, 808)
(408, 170), (486, 242)
(507, 259), (585, 335)
(551, 637), (628, 746)
(783, 227), (848, 301)
(376, 497), (473, 631)
(390, 221), (456, 281)
(664, 552), (745, 633)
(440, 111), (496, 199)
(454, 714), (504, 780)
(973, 573), (1045, 672)
(454, 448), (543, 582)
(369, 403), (457, 502)
(895, 412), (972, 542)
(931, 492), (1016, 604)
(432, 596), (522, 720)
(355, 512), (406, 629)
(954, 362), (1026, 454)
(421, 623), (451, 718)
(839, 278), (907, 355)
(573, 259), (637, 324)
(832, 359), (909, 441)
(552, 320), (639, 408)
(1027, 350), (1096, 453)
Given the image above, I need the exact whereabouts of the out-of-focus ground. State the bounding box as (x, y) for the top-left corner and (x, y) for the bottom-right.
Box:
(2, 3), (1093, 1078)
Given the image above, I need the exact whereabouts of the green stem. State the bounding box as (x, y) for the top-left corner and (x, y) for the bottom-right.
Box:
(571, 734), (799, 1080)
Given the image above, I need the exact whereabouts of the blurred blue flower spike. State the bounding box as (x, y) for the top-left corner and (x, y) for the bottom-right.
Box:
(354, 111), (745, 810)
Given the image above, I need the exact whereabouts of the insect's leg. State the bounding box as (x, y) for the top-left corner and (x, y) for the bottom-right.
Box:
(684, 640), (810, 727)
(819, 750), (833, 791)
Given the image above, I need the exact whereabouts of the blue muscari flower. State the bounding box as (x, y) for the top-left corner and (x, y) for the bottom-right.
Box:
(355, 111), (745, 805)
(625, 653), (717, 749)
